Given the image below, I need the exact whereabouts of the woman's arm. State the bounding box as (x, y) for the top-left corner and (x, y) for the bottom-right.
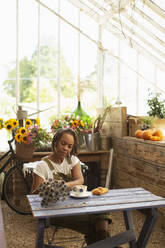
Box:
(31, 173), (44, 194)
(65, 161), (84, 188)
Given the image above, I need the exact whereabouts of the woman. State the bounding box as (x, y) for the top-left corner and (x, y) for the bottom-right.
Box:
(32, 128), (83, 192)
(31, 128), (116, 246)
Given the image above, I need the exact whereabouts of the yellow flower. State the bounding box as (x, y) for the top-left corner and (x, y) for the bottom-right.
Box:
(72, 120), (79, 127)
(4, 120), (9, 125)
(21, 134), (28, 144)
(0, 119), (3, 130)
(11, 119), (19, 128)
(25, 119), (32, 128)
(36, 117), (40, 127)
(18, 127), (27, 135)
(80, 120), (84, 127)
(15, 133), (22, 143)
(4, 122), (13, 131)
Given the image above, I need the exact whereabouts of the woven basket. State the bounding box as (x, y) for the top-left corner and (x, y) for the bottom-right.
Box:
(15, 143), (34, 160)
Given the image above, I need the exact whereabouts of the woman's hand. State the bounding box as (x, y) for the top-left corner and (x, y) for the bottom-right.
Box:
(31, 173), (44, 194)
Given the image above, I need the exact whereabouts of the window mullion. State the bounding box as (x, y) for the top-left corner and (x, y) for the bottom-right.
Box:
(16, 0), (20, 106)
(37, 3), (40, 117)
(57, 0), (61, 117)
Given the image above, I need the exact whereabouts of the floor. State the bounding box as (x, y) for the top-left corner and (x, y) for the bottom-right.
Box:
(1, 199), (165, 248)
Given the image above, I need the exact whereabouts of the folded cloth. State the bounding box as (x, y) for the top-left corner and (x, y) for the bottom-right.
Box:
(22, 161), (38, 177)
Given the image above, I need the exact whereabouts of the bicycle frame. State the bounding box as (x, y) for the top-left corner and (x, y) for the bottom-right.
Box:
(0, 137), (16, 174)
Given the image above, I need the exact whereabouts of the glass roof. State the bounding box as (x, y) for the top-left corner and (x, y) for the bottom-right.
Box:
(69, 0), (165, 68)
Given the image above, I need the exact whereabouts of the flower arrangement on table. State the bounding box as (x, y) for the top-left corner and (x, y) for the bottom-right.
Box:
(0, 118), (52, 150)
(51, 114), (95, 150)
(51, 114), (94, 135)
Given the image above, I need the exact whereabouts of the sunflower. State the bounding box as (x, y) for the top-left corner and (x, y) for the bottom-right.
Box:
(21, 134), (28, 144)
(4, 122), (13, 131)
(25, 119), (32, 128)
(18, 127), (27, 135)
(4, 120), (10, 125)
(15, 133), (22, 143)
(11, 119), (19, 128)
(72, 120), (79, 128)
(36, 117), (40, 127)
(0, 119), (3, 130)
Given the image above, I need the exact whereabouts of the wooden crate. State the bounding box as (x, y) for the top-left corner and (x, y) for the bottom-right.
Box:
(101, 107), (127, 138)
(128, 116), (144, 137)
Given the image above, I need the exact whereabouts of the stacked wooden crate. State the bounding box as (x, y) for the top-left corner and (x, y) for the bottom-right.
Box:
(100, 106), (127, 138)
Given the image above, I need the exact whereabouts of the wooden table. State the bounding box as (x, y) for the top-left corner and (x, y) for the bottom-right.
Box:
(27, 187), (165, 248)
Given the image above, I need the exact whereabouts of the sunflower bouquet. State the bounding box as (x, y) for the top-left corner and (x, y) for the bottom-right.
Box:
(1, 118), (52, 150)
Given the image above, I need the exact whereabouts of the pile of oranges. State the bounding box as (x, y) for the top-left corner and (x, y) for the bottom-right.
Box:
(135, 128), (163, 141)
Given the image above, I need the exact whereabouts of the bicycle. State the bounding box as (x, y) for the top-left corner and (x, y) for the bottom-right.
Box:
(0, 137), (32, 215)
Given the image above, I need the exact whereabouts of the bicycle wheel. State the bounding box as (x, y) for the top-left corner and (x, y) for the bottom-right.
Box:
(3, 163), (32, 215)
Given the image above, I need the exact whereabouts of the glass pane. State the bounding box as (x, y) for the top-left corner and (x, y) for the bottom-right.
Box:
(103, 53), (118, 106)
(19, 0), (38, 62)
(0, 0), (16, 118)
(139, 79), (155, 116)
(120, 65), (137, 116)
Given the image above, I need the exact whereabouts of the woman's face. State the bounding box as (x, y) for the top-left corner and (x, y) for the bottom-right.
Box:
(55, 133), (74, 158)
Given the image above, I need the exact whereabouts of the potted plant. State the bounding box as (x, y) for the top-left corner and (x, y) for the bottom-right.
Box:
(147, 90), (165, 130)
(1, 118), (52, 159)
(147, 90), (165, 119)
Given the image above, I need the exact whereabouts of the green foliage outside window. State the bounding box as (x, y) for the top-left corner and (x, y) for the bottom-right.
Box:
(3, 45), (76, 103)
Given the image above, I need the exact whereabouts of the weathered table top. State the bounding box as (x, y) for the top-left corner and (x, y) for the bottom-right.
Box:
(27, 187), (165, 219)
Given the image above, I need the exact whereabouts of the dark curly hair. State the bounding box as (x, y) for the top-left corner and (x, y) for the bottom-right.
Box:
(52, 128), (79, 156)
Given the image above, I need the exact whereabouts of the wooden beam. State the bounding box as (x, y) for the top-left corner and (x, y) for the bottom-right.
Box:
(134, 6), (165, 35)
(111, 16), (165, 60)
(143, 0), (165, 20)
(110, 0), (136, 13)
(68, 0), (100, 21)
(121, 12), (165, 49)
(68, 0), (165, 69)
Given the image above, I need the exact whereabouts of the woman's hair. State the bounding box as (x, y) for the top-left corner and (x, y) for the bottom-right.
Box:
(52, 128), (79, 156)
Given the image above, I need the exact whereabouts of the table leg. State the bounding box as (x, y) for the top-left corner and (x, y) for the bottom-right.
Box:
(36, 218), (45, 248)
(137, 208), (158, 248)
(123, 211), (137, 248)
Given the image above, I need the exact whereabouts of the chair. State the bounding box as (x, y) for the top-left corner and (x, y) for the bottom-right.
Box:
(45, 162), (89, 248)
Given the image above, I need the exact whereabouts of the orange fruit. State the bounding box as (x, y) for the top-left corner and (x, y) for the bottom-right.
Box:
(135, 130), (143, 139)
(142, 129), (153, 140)
(152, 129), (163, 141)
(150, 135), (161, 141)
